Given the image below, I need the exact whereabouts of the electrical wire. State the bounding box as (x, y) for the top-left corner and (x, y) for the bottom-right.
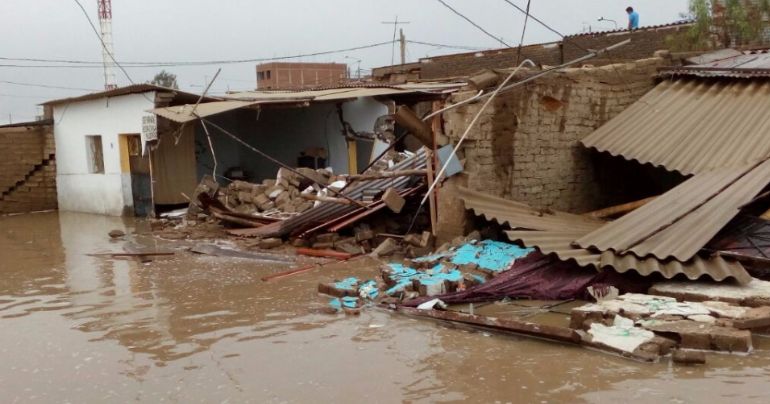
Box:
(435, 0), (511, 47)
(515, 0), (532, 64)
(0, 41), (395, 68)
(0, 80), (99, 92)
(405, 40), (489, 51)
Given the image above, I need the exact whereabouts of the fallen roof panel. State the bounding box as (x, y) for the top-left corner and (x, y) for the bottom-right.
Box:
(456, 186), (604, 233)
(505, 230), (751, 285)
(152, 100), (270, 124)
(581, 79), (770, 175)
(575, 159), (770, 261)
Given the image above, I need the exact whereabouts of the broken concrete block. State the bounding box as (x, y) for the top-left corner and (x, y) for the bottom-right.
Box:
(334, 239), (363, 255)
(672, 349), (706, 365)
(258, 237), (283, 249)
(262, 179), (276, 187)
(258, 201), (275, 211)
(371, 238), (399, 257)
(406, 246), (433, 258)
(108, 229), (125, 239)
(381, 188), (405, 213)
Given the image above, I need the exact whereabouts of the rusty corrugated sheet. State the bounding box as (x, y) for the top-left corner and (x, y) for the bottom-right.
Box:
(505, 231), (751, 284)
(456, 186), (604, 233)
(662, 49), (770, 79)
(576, 159), (770, 261)
(249, 150), (427, 238)
(581, 79), (770, 175)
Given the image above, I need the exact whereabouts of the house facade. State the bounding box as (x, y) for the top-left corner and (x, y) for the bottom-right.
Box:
(44, 85), (202, 216)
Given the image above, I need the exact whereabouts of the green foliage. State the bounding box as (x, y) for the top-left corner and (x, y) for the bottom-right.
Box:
(667, 0), (770, 51)
(149, 70), (179, 89)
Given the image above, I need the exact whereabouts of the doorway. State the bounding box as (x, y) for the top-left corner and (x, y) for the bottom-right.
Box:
(120, 134), (152, 216)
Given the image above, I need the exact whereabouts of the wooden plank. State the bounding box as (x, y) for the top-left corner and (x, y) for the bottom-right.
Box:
(584, 196), (658, 219)
(395, 306), (581, 343)
(296, 248), (354, 260)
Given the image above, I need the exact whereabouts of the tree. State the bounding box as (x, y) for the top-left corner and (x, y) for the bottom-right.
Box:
(149, 70), (179, 89)
(667, 0), (770, 51)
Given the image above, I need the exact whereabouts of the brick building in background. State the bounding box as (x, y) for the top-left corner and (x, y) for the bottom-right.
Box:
(256, 62), (347, 89)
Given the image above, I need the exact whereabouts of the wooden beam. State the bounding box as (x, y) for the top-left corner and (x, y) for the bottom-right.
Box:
(584, 196), (658, 219)
(333, 169), (427, 182)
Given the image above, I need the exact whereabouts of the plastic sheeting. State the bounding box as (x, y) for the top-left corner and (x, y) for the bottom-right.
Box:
(403, 252), (651, 306)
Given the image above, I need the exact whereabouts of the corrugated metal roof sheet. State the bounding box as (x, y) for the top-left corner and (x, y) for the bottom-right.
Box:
(662, 49), (770, 79)
(564, 21), (693, 38)
(581, 79), (770, 175)
(152, 83), (463, 123)
(456, 186), (604, 233)
(576, 159), (770, 261)
(42, 84), (209, 106)
(505, 230), (751, 284)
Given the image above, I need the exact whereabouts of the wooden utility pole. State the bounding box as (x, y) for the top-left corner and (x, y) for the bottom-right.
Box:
(381, 17), (410, 65)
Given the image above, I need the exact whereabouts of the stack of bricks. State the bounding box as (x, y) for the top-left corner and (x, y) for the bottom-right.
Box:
(0, 124), (57, 214)
(436, 57), (665, 241)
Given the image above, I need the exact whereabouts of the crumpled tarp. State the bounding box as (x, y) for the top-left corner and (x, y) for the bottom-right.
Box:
(403, 252), (650, 306)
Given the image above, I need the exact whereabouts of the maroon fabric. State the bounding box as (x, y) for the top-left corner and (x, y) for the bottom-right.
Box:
(402, 252), (650, 307)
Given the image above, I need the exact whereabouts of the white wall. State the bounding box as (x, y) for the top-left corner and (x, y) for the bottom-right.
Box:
(53, 92), (155, 216)
(195, 97), (388, 182)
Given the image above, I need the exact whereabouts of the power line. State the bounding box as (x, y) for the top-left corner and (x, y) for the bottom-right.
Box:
(406, 40), (489, 51)
(0, 80), (99, 91)
(435, 0), (510, 47)
(71, 0), (136, 86)
(0, 41), (395, 68)
(500, 0), (589, 53)
(515, 0), (532, 64)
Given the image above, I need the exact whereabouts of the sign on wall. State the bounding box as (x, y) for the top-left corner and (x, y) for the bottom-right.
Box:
(141, 114), (158, 155)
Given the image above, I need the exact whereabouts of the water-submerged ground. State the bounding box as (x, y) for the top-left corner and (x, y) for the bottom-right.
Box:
(2, 212), (770, 403)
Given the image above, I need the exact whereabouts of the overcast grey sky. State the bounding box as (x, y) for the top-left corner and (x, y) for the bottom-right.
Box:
(0, 0), (689, 124)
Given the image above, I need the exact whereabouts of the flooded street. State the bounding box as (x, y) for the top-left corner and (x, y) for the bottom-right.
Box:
(1, 212), (770, 403)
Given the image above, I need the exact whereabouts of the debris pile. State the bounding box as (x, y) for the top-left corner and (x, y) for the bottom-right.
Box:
(220, 167), (334, 219)
(316, 239), (535, 309)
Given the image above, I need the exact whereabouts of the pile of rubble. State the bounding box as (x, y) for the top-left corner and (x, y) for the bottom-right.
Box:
(220, 167), (334, 219)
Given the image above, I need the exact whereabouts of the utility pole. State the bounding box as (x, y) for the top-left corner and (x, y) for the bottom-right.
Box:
(381, 17), (410, 65)
(399, 29), (406, 65)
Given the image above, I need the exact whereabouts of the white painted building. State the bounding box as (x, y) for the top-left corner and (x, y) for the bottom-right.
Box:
(44, 85), (202, 216)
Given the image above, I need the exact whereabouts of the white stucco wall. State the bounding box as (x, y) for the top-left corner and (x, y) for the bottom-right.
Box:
(53, 92), (155, 216)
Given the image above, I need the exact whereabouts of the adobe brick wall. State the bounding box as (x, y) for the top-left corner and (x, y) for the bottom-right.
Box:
(0, 124), (57, 214)
(562, 25), (691, 63)
(419, 42), (563, 79)
(375, 23), (689, 81)
(436, 57), (665, 242)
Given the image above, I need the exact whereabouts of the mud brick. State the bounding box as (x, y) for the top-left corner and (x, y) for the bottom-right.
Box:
(712, 330), (752, 353)
(403, 233), (422, 247)
(733, 306), (770, 329)
(258, 237), (283, 249)
(237, 192), (253, 203)
(315, 233), (339, 243)
(672, 349), (706, 365)
(291, 238), (310, 247)
(318, 279), (359, 298)
(354, 225), (374, 242)
(406, 246), (432, 258)
(262, 179), (276, 187)
(312, 241), (335, 250)
(372, 238), (399, 257)
(381, 187), (405, 213)
(419, 231), (435, 248)
(253, 193), (270, 206)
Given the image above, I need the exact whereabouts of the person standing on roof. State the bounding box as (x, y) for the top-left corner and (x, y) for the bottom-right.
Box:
(626, 7), (639, 30)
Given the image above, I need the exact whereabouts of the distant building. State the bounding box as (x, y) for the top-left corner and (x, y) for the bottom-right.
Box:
(256, 62), (347, 90)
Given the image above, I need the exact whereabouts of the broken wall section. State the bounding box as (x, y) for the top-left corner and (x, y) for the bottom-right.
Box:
(0, 123), (57, 214)
(438, 57), (665, 240)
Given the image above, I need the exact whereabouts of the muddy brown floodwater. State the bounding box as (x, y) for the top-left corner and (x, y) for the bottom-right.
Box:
(2, 212), (770, 403)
